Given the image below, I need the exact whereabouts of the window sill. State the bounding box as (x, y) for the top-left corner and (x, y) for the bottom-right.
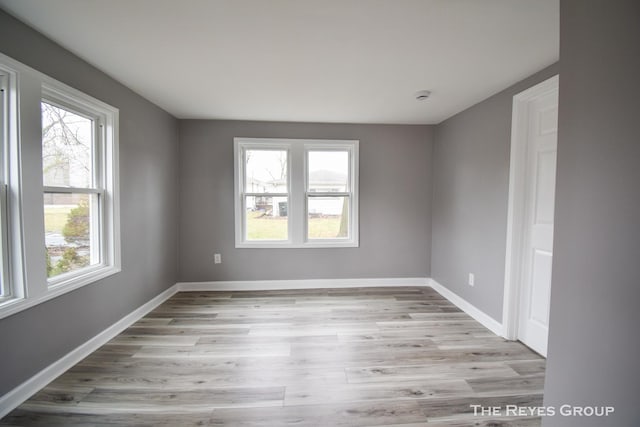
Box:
(0, 265), (120, 320)
(235, 241), (359, 249)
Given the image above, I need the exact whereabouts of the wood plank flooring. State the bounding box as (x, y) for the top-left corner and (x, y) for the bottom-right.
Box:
(1, 287), (545, 426)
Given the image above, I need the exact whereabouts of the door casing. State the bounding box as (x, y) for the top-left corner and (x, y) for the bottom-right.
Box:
(502, 75), (559, 351)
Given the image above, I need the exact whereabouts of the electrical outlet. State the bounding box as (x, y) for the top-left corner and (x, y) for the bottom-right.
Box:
(468, 273), (475, 287)
(214, 253), (222, 264)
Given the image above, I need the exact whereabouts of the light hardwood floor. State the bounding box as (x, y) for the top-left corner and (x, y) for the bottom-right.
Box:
(1, 287), (545, 426)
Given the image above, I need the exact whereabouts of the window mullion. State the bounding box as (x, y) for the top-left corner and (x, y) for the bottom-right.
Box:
(289, 143), (304, 245)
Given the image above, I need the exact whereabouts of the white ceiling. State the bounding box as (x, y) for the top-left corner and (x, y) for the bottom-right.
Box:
(0, 0), (558, 124)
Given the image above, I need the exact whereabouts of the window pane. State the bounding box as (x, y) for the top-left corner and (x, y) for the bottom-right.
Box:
(45, 192), (99, 279)
(308, 196), (349, 239)
(245, 149), (287, 193)
(42, 102), (93, 188)
(308, 151), (348, 192)
(245, 196), (288, 240)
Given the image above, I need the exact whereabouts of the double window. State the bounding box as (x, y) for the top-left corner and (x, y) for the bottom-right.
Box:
(234, 138), (359, 248)
(0, 52), (120, 319)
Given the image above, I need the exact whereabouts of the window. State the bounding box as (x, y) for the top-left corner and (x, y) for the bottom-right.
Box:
(0, 62), (22, 307)
(0, 51), (120, 319)
(306, 149), (351, 240)
(41, 84), (120, 289)
(42, 99), (99, 282)
(0, 70), (10, 299)
(234, 138), (358, 248)
(242, 148), (289, 241)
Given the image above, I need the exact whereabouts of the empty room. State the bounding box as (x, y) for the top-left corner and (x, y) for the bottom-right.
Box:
(0, 1), (638, 426)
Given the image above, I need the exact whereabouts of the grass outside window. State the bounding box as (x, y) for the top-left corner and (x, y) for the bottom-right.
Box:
(246, 211), (344, 240)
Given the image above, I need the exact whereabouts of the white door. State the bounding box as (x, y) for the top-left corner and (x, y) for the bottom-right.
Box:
(516, 83), (558, 356)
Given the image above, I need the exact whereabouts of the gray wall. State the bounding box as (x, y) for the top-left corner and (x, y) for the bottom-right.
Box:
(431, 64), (558, 321)
(0, 11), (179, 395)
(178, 120), (432, 282)
(543, 1), (640, 425)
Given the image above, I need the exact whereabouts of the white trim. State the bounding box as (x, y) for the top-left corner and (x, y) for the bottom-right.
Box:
(234, 137), (359, 249)
(429, 278), (503, 336)
(304, 141), (359, 247)
(502, 75), (559, 340)
(0, 69), (12, 299)
(42, 186), (103, 194)
(0, 58), (26, 305)
(0, 284), (178, 419)
(178, 277), (429, 291)
(41, 80), (121, 289)
(232, 242), (360, 249)
(177, 278), (503, 337)
(0, 50), (121, 320)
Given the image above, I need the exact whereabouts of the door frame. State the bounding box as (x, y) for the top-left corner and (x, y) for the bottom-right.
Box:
(502, 75), (559, 341)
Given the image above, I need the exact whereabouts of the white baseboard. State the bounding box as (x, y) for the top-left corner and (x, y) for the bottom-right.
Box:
(177, 277), (430, 291)
(0, 283), (179, 419)
(178, 279), (502, 336)
(428, 278), (503, 336)
(177, 278), (502, 335)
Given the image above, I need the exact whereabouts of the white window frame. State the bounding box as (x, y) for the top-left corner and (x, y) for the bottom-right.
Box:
(41, 82), (119, 288)
(234, 137), (359, 248)
(0, 60), (26, 310)
(0, 51), (120, 320)
(0, 69), (13, 301)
